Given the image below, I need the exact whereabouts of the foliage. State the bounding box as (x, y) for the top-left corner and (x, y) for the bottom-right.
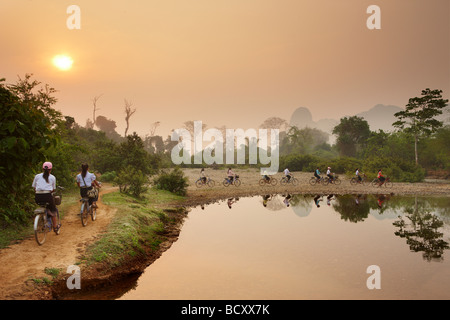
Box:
(393, 88), (448, 165)
(0, 76), (62, 224)
(99, 171), (117, 182)
(114, 166), (149, 198)
(332, 116), (370, 158)
(153, 167), (189, 196)
(281, 126), (330, 155)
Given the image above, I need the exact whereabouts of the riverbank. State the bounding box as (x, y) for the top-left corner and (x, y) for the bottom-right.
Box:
(181, 168), (450, 207)
(1, 168), (449, 300)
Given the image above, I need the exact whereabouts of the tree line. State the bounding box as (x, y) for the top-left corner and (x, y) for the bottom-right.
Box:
(1, 74), (448, 227)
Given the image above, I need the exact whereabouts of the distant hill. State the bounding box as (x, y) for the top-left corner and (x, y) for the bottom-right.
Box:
(356, 104), (402, 132)
(289, 104), (403, 144)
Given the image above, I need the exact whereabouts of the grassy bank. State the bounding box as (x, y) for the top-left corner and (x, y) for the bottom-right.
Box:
(0, 188), (79, 249)
(80, 188), (186, 271)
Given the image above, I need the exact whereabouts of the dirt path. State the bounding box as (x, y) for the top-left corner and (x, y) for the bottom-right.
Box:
(0, 186), (118, 300)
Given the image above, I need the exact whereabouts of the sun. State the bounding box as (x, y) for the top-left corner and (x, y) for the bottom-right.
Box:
(52, 55), (73, 71)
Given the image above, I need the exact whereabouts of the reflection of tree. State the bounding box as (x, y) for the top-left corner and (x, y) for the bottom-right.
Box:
(393, 198), (449, 262)
(332, 195), (370, 223)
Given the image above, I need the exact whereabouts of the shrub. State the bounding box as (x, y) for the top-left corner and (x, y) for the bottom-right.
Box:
(153, 167), (188, 196)
(114, 166), (149, 198)
(100, 171), (117, 182)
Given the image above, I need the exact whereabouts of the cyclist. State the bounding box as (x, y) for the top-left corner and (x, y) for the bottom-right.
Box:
(377, 169), (385, 186)
(200, 168), (207, 184)
(76, 163), (101, 208)
(284, 168), (292, 182)
(326, 167), (333, 182)
(314, 167), (321, 181)
(227, 167), (236, 183)
(355, 168), (362, 183)
(32, 162), (60, 232)
(262, 169), (270, 182)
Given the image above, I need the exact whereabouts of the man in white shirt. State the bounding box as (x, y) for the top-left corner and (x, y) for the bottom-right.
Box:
(284, 168), (291, 182)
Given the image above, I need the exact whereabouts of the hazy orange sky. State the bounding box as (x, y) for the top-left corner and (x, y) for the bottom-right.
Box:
(1, 0), (449, 137)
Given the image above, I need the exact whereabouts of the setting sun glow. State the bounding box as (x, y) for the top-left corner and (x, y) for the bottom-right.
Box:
(52, 55), (73, 71)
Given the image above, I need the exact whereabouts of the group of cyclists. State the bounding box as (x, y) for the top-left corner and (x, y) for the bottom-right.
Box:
(32, 162), (102, 233)
(198, 166), (387, 187)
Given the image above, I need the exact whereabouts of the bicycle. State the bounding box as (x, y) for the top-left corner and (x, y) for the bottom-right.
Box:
(34, 186), (64, 246)
(280, 175), (298, 186)
(259, 176), (278, 186)
(371, 176), (393, 188)
(309, 176), (327, 186)
(195, 176), (215, 188)
(350, 173), (367, 186)
(223, 175), (241, 187)
(80, 186), (100, 227)
(324, 174), (341, 185)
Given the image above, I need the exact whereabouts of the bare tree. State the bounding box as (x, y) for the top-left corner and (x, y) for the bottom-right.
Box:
(91, 94), (103, 128)
(149, 121), (161, 136)
(124, 99), (136, 137)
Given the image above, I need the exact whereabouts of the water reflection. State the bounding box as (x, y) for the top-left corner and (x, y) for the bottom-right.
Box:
(121, 194), (450, 300)
(217, 194), (450, 262)
(393, 198), (450, 262)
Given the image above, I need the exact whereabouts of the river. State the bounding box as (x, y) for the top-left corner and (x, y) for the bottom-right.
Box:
(116, 194), (450, 300)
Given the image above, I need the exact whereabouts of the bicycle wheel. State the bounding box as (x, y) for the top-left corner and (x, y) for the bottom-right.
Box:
(195, 179), (204, 188)
(334, 177), (342, 185)
(384, 180), (393, 188)
(81, 202), (89, 226)
(309, 177), (317, 186)
(323, 178), (330, 186)
(207, 179), (215, 188)
(350, 178), (357, 185)
(54, 208), (61, 235)
(291, 178), (299, 186)
(371, 179), (379, 187)
(259, 179), (266, 186)
(34, 214), (47, 245)
(234, 179), (241, 187)
(223, 179), (230, 187)
(270, 178), (278, 186)
(280, 177), (287, 186)
(91, 205), (97, 221)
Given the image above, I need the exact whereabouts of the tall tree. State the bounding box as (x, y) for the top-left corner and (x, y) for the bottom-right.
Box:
(124, 99), (136, 137)
(393, 88), (448, 165)
(332, 116), (370, 158)
(260, 117), (289, 132)
(91, 94), (102, 128)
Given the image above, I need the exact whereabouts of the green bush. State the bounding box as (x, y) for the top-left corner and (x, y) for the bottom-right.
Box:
(364, 156), (425, 182)
(114, 166), (149, 198)
(279, 154), (320, 172)
(100, 171), (117, 182)
(153, 167), (188, 196)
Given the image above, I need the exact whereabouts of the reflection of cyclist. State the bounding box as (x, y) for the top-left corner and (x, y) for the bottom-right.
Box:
(262, 194), (271, 207)
(77, 163), (101, 208)
(227, 197), (237, 209)
(32, 162), (60, 232)
(314, 195), (322, 208)
(327, 194), (334, 206)
(377, 195), (386, 208)
(314, 168), (321, 180)
(284, 194), (292, 207)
